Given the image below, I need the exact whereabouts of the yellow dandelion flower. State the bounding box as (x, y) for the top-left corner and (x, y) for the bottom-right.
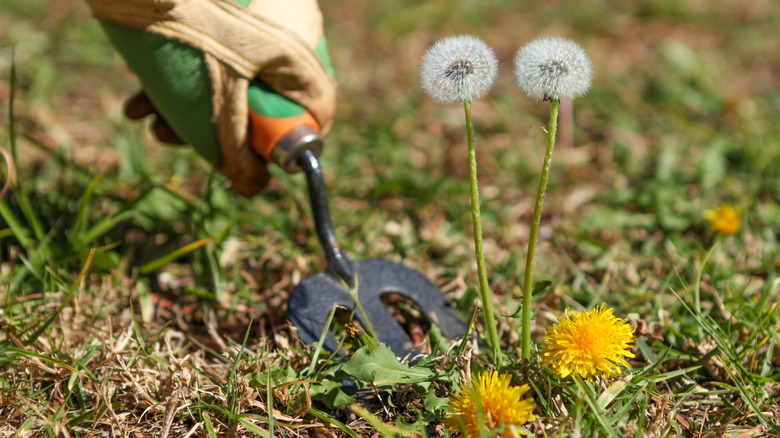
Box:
(445, 370), (536, 437)
(705, 204), (741, 236)
(541, 304), (636, 380)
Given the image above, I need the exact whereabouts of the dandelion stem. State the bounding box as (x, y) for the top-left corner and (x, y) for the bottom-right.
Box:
(522, 99), (559, 360)
(464, 100), (500, 363)
(345, 276), (378, 341)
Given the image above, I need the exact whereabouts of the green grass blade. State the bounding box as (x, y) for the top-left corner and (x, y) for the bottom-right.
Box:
(13, 193), (48, 249)
(0, 198), (34, 251)
(78, 205), (134, 243)
(597, 378), (629, 410)
(202, 412), (218, 438)
(305, 305), (338, 377)
(351, 404), (413, 438)
(136, 278), (154, 323)
(6, 347), (89, 378)
(237, 417), (271, 437)
(227, 320), (253, 418)
(71, 172), (103, 237)
(266, 366), (274, 437)
(723, 364), (779, 432)
(214, 220), (234, 246)
(456, 306), (479, 357)
(7, 47), (17, 158)
(658, 366), (705, 384)
(573, 376), (620, 438)
(12, 415), (36, 438)
(309, 408), (361, 438)
(203, 238), (223, 302)
(130, 302), (148, 356)
(24, 249), (95, 345)
(4, 49), (44, 243)
(636, 338), (658, 365)
(138, 236), (214, 275)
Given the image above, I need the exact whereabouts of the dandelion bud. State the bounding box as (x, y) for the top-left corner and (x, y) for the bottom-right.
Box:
(420, 35), (498, 104)
(514, 37), (593, 102)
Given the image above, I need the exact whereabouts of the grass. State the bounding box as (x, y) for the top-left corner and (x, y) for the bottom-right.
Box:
(1, 0), (779, 436)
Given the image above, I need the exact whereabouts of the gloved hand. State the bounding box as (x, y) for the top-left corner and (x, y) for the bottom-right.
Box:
(84, 0), (336, 197)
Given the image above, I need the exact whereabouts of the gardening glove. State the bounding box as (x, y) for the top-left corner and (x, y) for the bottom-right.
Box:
(84, 0), (337, 197)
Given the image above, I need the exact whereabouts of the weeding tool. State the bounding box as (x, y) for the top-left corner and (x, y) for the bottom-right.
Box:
(248, 80), (468, 357)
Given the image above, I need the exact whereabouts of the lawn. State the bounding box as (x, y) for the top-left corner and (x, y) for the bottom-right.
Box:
(1, 0), (779, 436)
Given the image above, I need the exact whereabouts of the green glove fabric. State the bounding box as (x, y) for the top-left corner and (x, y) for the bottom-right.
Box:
(101, 21), (221, 164)
(101, 23), (335, 167)
(90, 0), (337, 196)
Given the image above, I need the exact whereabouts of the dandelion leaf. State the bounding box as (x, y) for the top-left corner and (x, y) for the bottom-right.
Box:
(341, 345), (433, 386)
(310, 378), (356, 408)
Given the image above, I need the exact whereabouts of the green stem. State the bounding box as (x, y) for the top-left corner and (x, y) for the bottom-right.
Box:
(522, 99), (559, 360)
(346, 275), (378, 341)
(464, 100), (500, 363)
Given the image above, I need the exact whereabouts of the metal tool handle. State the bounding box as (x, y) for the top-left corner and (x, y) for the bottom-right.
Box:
(247, 82), (354, 286)
(297, 147), (355, 287)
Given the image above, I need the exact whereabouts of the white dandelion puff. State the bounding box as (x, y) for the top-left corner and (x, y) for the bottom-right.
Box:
(420, 35), (498, 104)
(514, 37), (593, 101)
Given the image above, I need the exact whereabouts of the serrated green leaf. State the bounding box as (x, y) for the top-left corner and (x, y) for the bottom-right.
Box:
(310, 379), (356, 408)
(341, 345), (433, 386)
(423, 391), (449, 415)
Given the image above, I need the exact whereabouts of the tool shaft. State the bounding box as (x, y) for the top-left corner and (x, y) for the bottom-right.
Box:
(298, 149), (355, 287)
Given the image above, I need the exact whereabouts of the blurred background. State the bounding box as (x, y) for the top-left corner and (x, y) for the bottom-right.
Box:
(2, 0), (779, 334)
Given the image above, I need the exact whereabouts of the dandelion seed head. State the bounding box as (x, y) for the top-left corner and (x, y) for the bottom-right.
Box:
(705, 204), (741, 236)
(445, 370), (536, 437)
(541, 304), (636, 380)
(514, 36), (593, 101)
(421, 35), (498, 104)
